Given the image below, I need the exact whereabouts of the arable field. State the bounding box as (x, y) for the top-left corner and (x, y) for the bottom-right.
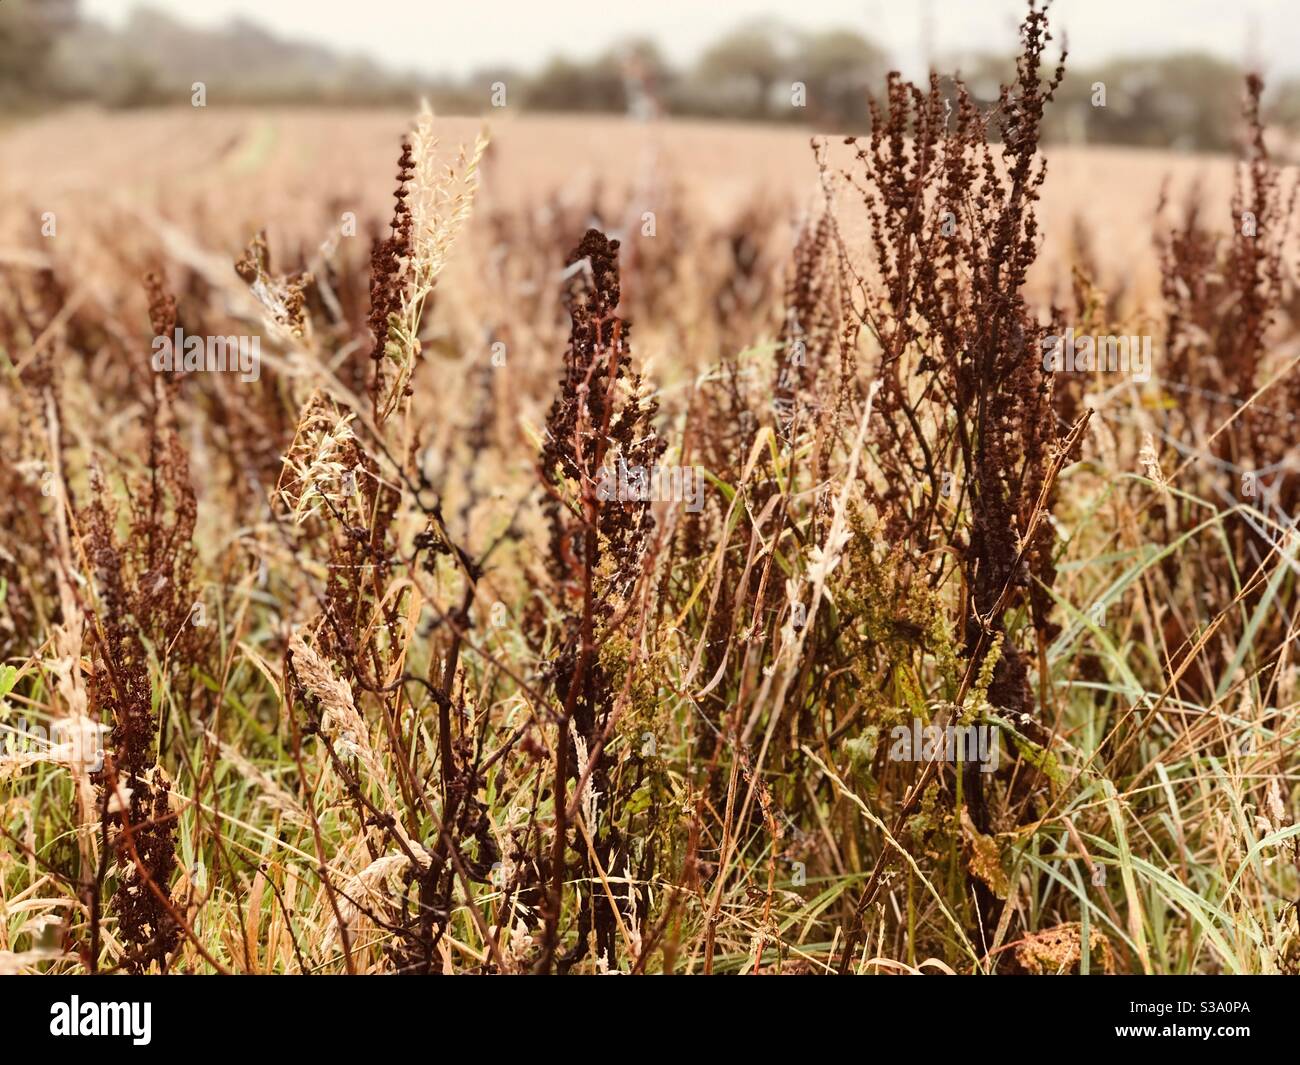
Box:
(0, 105), (1237, 299)
(3, 9), (1299, 977)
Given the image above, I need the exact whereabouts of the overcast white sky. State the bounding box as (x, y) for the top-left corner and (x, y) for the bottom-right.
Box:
(80, 0), (1296, 79)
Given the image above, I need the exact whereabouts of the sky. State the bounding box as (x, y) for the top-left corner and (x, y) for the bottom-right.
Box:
(80, 0), (1297, 80)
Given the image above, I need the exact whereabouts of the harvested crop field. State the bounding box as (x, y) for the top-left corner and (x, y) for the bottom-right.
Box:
(0, 107), (1238, 299)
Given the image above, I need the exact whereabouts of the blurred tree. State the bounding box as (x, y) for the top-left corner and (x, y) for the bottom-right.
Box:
(1251, 76), (1300, 165)
(1271, 78), (1300, 123)
(1049, 54), (1243, 152)
(695, 21), (789, 119)
(616, 38), (673, 119)
(794, 29), (886, 130)
(926, 50), (1242, 153)
(108, 59), (164, 109)
(525, 55), (627, 113)
(0, 0), (75, 105)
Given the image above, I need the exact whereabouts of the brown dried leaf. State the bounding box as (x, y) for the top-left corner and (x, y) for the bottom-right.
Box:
(961, 807), (1009, 899)
(1015, 922), (1114, 975)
